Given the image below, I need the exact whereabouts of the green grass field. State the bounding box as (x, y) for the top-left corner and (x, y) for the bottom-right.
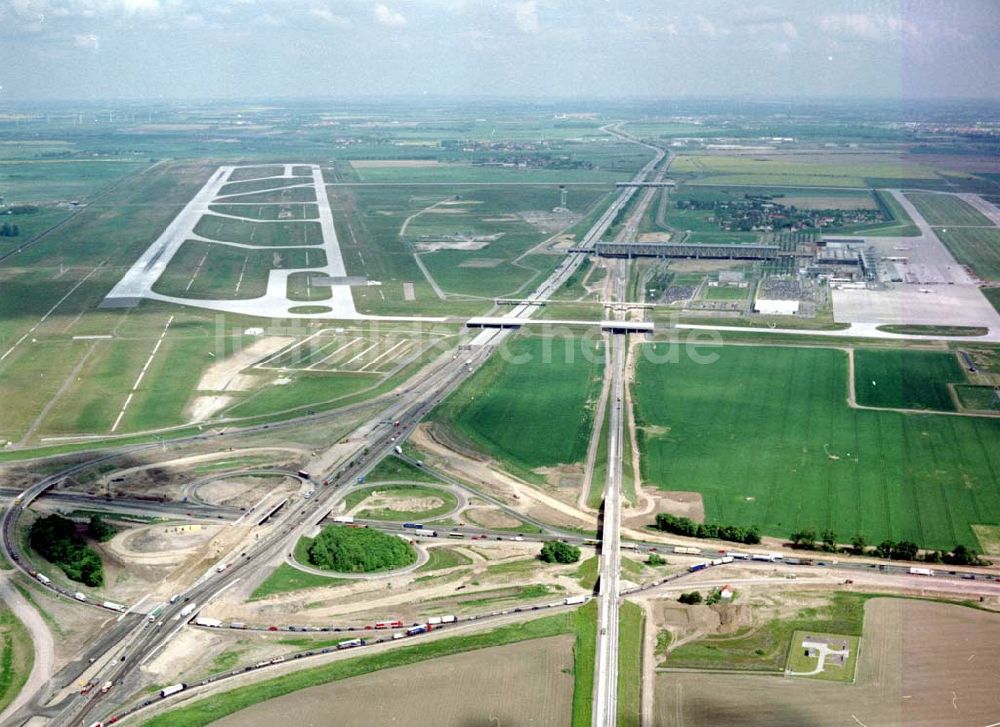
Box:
(617, 600), (644, 727)
(633, 344), (1000, 550)
(209, 203), (318, 220)
(672, 154), (940, 188)
(854, 349), (965, 412)
(984, 288), (1000, 314)
(248, 563), (348, 601)
(194, 215), (323, 247)
(571, 600), (597, 727)
(667, 592), (865, 673)
(784, 631), (859, 682)
(415, 547), (473, 572)
(934, 227), (1000, 281)
(152, 241), (325, 299)
(0, 604), (33, 715)
(704, 286), (747, 301)
(431, 335), (605, 482)
(905, 193), (993, 226)
(345, 484), (459, 520)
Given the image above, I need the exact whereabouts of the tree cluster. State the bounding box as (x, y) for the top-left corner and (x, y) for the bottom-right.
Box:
(678, 591), (702, 605)
(29, 514), (104, 587)
(539, 540), (581, 564)
(654, 513), (762, 545)
(87, 514), (118, 542)
(0, 223), (19, 237)
(789, 529), (839, 552)
(307, 526), (417, 573)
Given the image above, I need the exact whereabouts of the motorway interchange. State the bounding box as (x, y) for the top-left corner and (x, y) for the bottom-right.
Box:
(3, 129), (1000, 727)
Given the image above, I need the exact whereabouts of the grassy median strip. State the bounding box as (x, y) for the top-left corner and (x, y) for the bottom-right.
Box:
(617, 601), (644, 727)
(139, 612), (576, 727)
(571, 600), (598, 727)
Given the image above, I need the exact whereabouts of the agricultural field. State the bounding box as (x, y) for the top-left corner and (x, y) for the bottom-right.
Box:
(139, 613), (577, 727)
(655, 597), (1000, 726)
(209, 635), (574, 727)
(430, 334), (605, 482)
(934, 226), (1000, 281)
(671, 153), (942, 188)
(905, 192), (993, 226)
(632, 344), (1000, 550)
(853, 349), (966, 412)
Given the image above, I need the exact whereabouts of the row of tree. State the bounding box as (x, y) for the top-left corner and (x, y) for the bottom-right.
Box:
(29, 514), (104, 587)
(654, 513), (762, 545)
(793, 531), (988, 566)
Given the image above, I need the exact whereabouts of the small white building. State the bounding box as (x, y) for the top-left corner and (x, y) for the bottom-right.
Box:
(754, 299), (800, 315)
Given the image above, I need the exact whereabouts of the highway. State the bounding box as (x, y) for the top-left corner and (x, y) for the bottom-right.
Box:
(0, 127), (671, 727)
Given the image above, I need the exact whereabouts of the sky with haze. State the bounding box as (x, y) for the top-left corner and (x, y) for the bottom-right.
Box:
(1, 0), (998, 101)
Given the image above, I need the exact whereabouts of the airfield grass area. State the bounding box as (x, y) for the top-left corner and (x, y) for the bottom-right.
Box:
(218, 177), (311, 197)
(330, 183), (611, 314)
(854, 349), (965, 411)
(983, 287), (1000, 314)
(0, 603), (33, 715)
(933, 226), (1000, 281)
(138, 612), (577, 727)
(258, 327), (435, 374)
(208, 203), (318, 221)
(905, 192), (993, 226)
(152, 241), (325, 300)
(956, 385), (1000, 412)
(194, 215), (323, 247)
(632, 344), (1000, 550)
(431, 335), (605, 482)
(222, 186), (316, 204)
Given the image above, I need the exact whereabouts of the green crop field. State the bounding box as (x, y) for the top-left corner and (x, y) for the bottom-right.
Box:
(632, 344), (1000, 550)
(854, 349), (965, 412)
(194, 215), (323, 247)
(934, 227), (1000, 281)
(673, 154), (940, 188)
(431, 335), (605, 481)
(905, 193), (993, 226)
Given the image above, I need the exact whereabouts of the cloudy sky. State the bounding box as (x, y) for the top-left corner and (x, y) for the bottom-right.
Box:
(1, 0), (998, 100)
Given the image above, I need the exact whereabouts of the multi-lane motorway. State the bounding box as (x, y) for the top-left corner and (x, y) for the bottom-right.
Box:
(0, 127), (670, 727)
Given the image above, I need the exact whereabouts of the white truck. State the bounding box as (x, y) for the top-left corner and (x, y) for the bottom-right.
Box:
(564, 595), (588, 605)
(195, 617), (223, 628)
(160, 683), (187, 698)
(909, 567), (934, 576)
(178, 603), (197, 618)
(394, 445), (403, 455)
(102, 601), (126, 613)
(333, 516), (354, 524)
(35, 573), (51, 585)
(74, 592), (87, 602)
